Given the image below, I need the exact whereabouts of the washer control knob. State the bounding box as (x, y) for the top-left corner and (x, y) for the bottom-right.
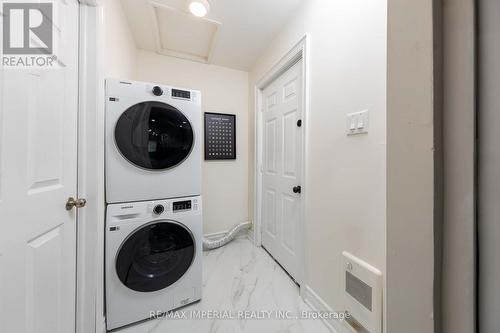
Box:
(152, 86), (163, 96)
(153, 204), (164, 215)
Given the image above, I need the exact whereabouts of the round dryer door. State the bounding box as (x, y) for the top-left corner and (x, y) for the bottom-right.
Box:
(115, 101), (194, 170)
(115, 221), (195, 292)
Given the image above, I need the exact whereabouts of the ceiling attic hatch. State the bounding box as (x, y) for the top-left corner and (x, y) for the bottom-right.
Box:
(150, 2), (221, 63)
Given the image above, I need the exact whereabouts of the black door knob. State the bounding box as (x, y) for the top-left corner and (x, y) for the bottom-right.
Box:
(293, 186), (302, 194)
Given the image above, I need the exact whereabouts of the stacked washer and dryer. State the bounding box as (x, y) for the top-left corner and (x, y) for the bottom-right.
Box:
(104, 79), (203, 331)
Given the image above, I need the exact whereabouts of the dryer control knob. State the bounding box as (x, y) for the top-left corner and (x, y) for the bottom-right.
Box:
(153, 204), (164, 215)
(152, 86), (163, 96)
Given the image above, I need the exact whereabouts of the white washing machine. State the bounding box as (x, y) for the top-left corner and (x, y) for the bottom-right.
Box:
(105, 196), (202, 331)
(105, 79), (202, 203)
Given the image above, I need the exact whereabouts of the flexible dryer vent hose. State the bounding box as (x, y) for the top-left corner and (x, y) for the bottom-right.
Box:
(203, 221), (252, 251)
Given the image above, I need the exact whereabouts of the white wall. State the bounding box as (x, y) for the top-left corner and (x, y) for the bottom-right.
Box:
(442, 0), (475, 332)
(103, 0), (136, 79)
(249, 0), (387, 331)
(387, 0), (438, 332)
(134, 50), (249, 235)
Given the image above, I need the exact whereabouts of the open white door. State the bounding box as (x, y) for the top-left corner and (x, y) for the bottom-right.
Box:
(261, 60), (303, 282)
(0, 1), (81, 332)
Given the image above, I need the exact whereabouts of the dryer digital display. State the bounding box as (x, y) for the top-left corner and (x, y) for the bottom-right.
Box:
(172, 89), (191, 100)
(173, 200), (192, 211)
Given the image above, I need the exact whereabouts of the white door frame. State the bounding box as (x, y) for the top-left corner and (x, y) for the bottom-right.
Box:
(77, 1), (106, 333)
(254, 35), (310, 288)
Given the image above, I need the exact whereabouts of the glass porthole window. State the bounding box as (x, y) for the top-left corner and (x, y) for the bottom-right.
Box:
(115, 221), (195, 292)
(115, 102), (194, 170)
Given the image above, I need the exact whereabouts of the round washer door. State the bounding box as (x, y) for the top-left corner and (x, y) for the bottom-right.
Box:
(115, 101), (194, 170)
(115, 221), (195, 292)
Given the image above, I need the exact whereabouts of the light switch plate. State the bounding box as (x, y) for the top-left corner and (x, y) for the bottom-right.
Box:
(346, 110), (369, 135)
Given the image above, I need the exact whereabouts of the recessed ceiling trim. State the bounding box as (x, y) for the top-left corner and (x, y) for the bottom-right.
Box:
(205, 16), (220, 64)
(121, 0), (305, 70)
(148, 1), (163, 58)
(157, 49), (208, 64)
(148, 1), (221, 63)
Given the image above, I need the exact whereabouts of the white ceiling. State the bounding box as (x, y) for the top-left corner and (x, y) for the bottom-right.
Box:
(121, 0), (304, 71)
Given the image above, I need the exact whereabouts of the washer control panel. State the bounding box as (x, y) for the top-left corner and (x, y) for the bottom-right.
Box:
(110, 196), (201, 222)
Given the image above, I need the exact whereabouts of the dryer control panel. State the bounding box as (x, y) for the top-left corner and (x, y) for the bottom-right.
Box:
(172, 89), (191, 100)
(173, 200), (192, 212)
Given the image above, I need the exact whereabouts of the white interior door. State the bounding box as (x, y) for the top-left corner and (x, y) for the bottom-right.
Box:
(261, 60), (303, 282)
(0, 1), (80, 332)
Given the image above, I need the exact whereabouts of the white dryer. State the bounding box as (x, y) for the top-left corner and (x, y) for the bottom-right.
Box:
(105, 79), (202, 203)
(105, 196), (202, 331)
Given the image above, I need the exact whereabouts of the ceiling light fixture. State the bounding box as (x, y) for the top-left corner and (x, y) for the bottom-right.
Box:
(187, 0), (210, 17)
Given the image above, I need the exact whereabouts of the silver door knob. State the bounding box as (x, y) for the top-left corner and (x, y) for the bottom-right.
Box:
(66, 197), (87, 211)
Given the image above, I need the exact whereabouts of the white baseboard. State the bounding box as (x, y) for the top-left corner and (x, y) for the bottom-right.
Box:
(303, 285), (345, 333)
(203, 221), (252, 240)
(246, 223), (255, 242)
(98, 316), (106, 333)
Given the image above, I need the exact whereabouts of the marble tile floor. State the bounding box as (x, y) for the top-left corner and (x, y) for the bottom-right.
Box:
(117, 237), (331, 333)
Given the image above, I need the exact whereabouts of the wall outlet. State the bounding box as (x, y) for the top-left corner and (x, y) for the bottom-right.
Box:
(346, 110), (369, 135)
